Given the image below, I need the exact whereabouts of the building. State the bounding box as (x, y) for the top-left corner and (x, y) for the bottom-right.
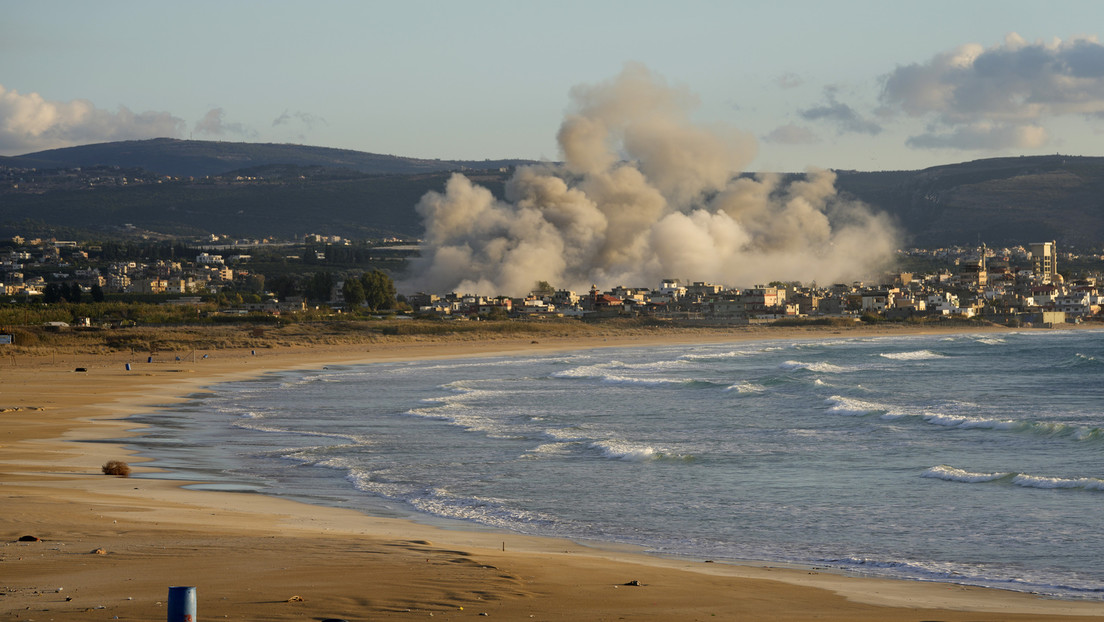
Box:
(1029, 241), (1058, 284)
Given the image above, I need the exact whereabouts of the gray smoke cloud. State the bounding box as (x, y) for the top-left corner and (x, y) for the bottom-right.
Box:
(403, 64), (898, 296)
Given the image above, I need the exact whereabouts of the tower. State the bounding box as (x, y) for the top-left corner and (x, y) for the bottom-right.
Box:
(1028, 241), (1058, 283)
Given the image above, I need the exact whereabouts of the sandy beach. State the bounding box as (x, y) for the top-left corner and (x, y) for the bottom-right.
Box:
(4, 324), (1104, 621)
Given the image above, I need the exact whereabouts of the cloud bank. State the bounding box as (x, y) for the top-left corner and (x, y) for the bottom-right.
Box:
(881, 33), (1104, 150)
(403, 64), (898, 296)
(0, 84), (185, 155)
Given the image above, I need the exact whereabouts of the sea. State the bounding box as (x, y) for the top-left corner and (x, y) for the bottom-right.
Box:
(125, 329), (1104, 600)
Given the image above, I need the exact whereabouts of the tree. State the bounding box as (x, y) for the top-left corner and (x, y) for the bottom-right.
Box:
(68, 283), (82, 304)
(360, 269), (396, 311)
(342, 278), (366, 308)
(268, 275), (299, 300)
(244, 273), (265, 294)
(305, 271), (335, 302)
(90, 283), (105, 302)
(43, 283), (62, 304)
(533, 280), (555, 297)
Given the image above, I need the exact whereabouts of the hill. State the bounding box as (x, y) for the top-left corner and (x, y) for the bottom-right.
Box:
(1, 140), (1102, 247)
(833, 155), (1104, 247)
(2, 138), (535, 178)
(0, 165), (510, 240)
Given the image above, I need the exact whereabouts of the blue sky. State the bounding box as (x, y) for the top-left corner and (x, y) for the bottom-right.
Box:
(3, 0), (1104, 171)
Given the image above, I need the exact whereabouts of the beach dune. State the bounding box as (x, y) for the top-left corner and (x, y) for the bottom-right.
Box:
(4, 328), (1104, 620)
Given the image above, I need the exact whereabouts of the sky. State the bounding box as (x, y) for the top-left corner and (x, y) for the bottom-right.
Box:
(4, 0), (1104, 172)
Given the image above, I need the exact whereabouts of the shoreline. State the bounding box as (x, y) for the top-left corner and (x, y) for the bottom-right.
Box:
(4, 324), (1104, 620)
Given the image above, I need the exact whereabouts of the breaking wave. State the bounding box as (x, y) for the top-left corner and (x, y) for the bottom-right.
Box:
(879, 350), (945, 361)
(779, 360), (852, 373)
(923, 465), (1104, 492)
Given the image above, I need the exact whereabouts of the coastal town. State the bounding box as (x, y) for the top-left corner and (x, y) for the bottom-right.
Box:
(1, 234), (1100, 328)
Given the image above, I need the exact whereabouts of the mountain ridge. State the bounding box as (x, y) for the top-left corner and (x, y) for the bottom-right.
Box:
(2, 138), (537, 177)
(2, 140), (1102, 247)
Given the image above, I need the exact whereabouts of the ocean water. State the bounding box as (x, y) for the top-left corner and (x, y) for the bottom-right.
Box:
(126, 329), (1104, 599)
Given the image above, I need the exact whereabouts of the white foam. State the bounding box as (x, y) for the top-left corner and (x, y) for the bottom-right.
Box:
(590, 439), (660, 461)
(879, 349), (944, 361)
(724, 381), (765, 394)
(919, 412), (1019, 430)
(923, 465), (1104, 492)
(231, 420), (371, 444)
(825, 396), (887, 416)
(1012, 473), (1104, 491)
(779, 360), (850, 373)
(922, 465), (1010, 483)
(678, 349), (754, 361)
(526, 442), (572, 457)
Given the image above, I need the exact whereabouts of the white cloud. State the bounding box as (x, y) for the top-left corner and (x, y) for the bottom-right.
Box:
(0, 84), (184, 155)
(881, 33), (1104, 150)
(905, 122), (1048, 150)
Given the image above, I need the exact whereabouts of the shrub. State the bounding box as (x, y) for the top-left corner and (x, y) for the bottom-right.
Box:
(101, 460), (131, 477)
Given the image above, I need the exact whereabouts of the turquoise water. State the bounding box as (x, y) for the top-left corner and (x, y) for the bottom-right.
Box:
(128, 330), (1104, 599)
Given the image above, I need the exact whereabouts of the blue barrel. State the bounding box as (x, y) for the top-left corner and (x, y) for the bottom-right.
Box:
(125, 363), (131, 371)
(167, 586), (196, 621)
(148, 356), (153, 363)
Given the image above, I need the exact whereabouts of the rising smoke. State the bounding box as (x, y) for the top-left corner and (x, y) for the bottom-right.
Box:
(402, 64), (898, 296)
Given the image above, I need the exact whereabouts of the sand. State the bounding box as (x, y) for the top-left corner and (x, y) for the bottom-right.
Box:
(3, 324), (1104, 621)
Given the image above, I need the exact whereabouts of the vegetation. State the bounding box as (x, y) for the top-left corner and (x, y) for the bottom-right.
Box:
(6, 141), (1104, 246)
(101, 460), (131, 477)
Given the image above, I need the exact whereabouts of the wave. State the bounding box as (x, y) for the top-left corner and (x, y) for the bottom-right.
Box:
(589, 439), (689, 462)
(678, 349), (755, 362)
(779, 360), (852, 373)
(818, 554), (1101, 599)
(824, 396), (1104, 441)
(825, 396), (889, 416)
(724, 381), (765, 394)
(1057, 352), (1103, 368)
(879, 349), (945, 361)
(906, 412), (1104, 439)
(550, 364), (720, 388)
(921, 465), (1010, 483)
(231, 419), (373, 444)
(923, 465), (1104, 492)
(598, 374), (716, 388)
(343, 473), (560, 531)
(590, 439), (660, 461)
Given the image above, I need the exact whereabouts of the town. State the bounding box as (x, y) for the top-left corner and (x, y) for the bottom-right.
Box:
(1, 234), (1101, 329)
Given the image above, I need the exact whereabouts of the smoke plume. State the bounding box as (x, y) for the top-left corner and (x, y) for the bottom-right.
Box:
(403, 64), (898, 296)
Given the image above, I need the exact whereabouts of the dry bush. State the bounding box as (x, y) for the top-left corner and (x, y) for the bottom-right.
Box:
(101, 460), (131, 477)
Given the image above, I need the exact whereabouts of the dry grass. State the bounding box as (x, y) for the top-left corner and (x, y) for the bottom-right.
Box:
(101, 460), (131, 477)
